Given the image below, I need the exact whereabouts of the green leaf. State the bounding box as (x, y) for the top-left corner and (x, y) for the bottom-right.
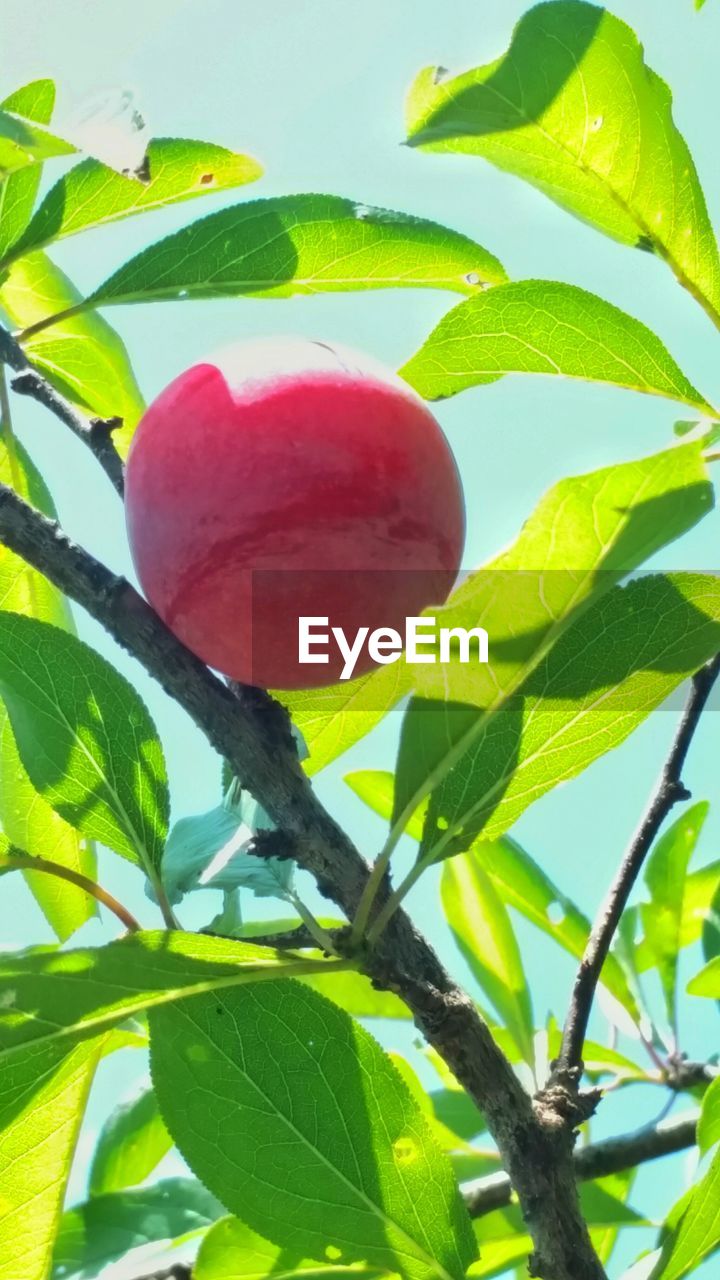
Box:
(278, 661), (411, 777)
(703, 878), (720, 969)
(386, 1052), (480, 1155)
(0, 1037), (102, 1280)
(441, 854), (535, 1065)
(196, 1215), (387, 1280)
(472, 836), (637, 1019)
(77, 194), (506, 313)
(416, 573), (720, 861)
(635, 858), (720, 971)
(391, 441), (712, 848)
(590, 1170), (639, 1266)
(400, 281), (713, 412)
(346, 775), (638, 1024)
(9, 137), (262, 262)
(698, 1075), (720, 1156)
(0, 613), (169, 876)
(0, 250), (145, 455)
(640, 802), (709, 1031)
(0, 80), (56, 262)
(652, 1145), (720, 1278)
(688, 956), (720, 997)
(0, 931), (323, 1062)
(470, 1208), (532, 1278)
(429, 1088), (485, 1144)
(580, 1177), (646, 1228)
(300, 968), (411, 1019)
(0, 436), (96, 939)
(406, 2), (720, 325)
(88, 1083), (171, 1197)
(0, 106), (74, 175)
(150, 980), (477, 1280)
(52, 1178), (224, 1280)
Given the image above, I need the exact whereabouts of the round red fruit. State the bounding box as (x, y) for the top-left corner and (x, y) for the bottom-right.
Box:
(125, 337), (465, 689)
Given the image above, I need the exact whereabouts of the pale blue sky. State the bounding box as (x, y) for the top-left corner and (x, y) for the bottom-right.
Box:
(1, 2), (719, 1275)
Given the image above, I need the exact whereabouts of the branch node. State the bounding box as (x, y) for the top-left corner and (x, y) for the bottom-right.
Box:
(89, 414), (124, 440)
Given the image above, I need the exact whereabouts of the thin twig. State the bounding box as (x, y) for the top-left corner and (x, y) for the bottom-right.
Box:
(0, 322), (126, 496)
(0, 851), (140, 932)
(11, 371), (125, 496)
(557, 654), (720, 1075)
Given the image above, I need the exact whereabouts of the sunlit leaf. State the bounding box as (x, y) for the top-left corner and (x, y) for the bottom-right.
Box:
(416, 573), (720, 862)
(635, 858), (720, 971)
(8, 136), (262, 260)
(406, 2), (720, 326)
(0, 613), (168, 875)
(0, 250), (145, 455)
(347, 775), (639, 1023)
(640, 803), (709, 1031)
(71, 194), (506, 314)
(0, 436), (95, 938)
(401, 281), (713, 412)
(688, 956), (720, 997)
(652, 1145), (720, 1278)
(0, 1037), (102, 1280)
(0, 80), (56, 262)
(196, 1215), (387, 1280)
(698, 1075), (720, 1156)
(278, 660), (410, 777)
(391, 441), (712, 853)
(151, 980), (477, 1280)
(300, 968), (411, 1019)
(0, 931), (320, 1062)
(0, 106), (74, 175)
(441, 854), (535, 1065)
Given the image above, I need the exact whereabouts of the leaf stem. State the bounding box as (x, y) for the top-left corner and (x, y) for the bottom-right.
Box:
(349, 846), (394, 945)
(1, 850), (141, 932)
(365, 855), (429, 944)
(16, 303), (84, 342)
(286, 889), (341, 955)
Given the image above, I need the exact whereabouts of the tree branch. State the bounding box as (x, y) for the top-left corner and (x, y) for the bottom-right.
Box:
(557, 654), (720, 1076)
(465, 1111), (698, 1218)
(0, 324), (126, 497)
(0, 482), (607, 1280)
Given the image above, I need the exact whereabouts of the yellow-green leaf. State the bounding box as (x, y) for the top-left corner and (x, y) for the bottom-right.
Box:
(406, 2), (720, 326)
(0, 250), (145, 455)
(401, 281), (714, 413)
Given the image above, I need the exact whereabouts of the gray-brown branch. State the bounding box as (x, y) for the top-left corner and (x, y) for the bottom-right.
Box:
(0, 481), (608, 1280)
(465, 1111), (698, 1218)
(0, 323), (126, 496)
(557, 654), (720, 1075)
